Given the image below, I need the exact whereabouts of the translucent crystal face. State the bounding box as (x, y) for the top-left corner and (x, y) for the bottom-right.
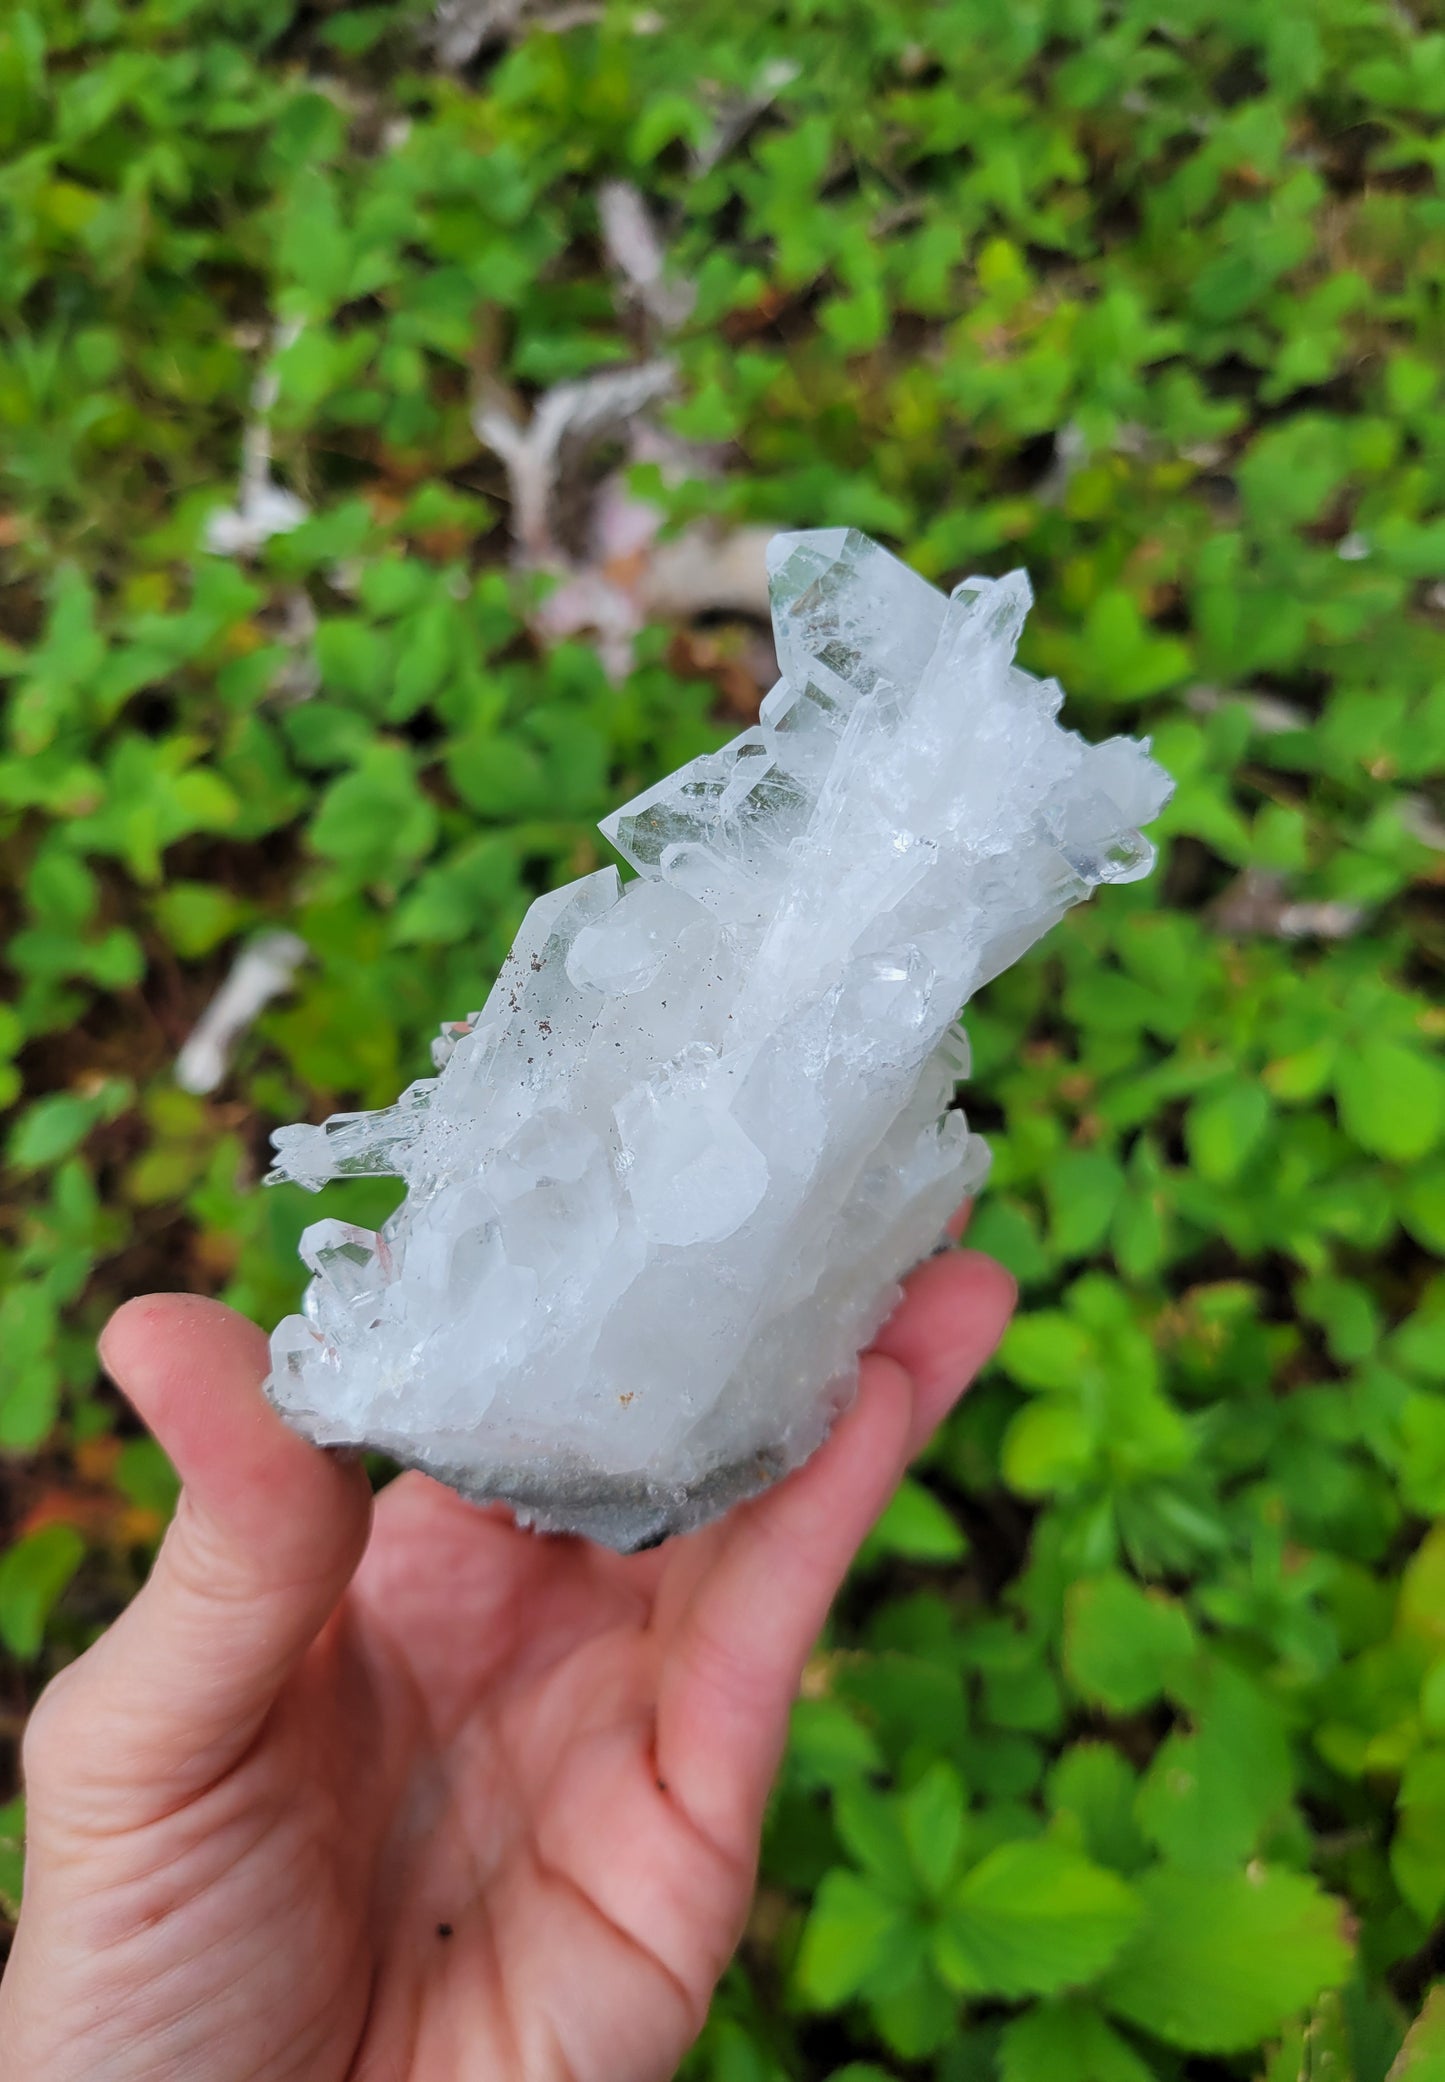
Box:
(266, 530), (1172, 1550)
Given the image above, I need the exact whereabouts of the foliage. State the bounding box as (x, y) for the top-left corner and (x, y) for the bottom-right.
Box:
(1, 0), (1443, 2071)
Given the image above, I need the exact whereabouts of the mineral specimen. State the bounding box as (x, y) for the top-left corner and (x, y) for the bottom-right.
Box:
(266, 530), (1171, 1550)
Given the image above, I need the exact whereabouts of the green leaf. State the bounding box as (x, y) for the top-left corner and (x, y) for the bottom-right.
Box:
(0, 1288), (60, 1451)
(629, 88), (710, 163)
(314, 617), (392, 708)
(1185, 1079), (1273, 1184)
(1003, 1400), (1095, 1497)
(899, 1763), (968, 1898)
(445, 728), (552, 819)
(1077, 589), (1191, 701)
(1388, 1984), (1445, 2079)
(115, 1438), (180, 1520)
(1063, 1575), (1196, 1714)
(1000, 2000), (1155, 2082)
(26, 843), (97, 927)
(794, 1869), (920, 2009)
(866, 1477), (968, 1563)
(834, 1783), (917, 1900)
(1401, 1170), (1445, 1254)
(935, 1839), (1140, 2000)
(1335, 1043), (1445, 1163)
(7, 1079), (130, 1170)
(1299, 1274), (1382, 1365)
(0, 1524), (85, 1659)
(1135, 1662), (1293, 1871)
(390, 836), (521, 947)
(1264, 1040), (1338, 1104)
(152, 881), (249, 957)
(1394, 1281), (1445, 1382)
(1046, 1150), (1126, 1259)
(1401, 1397), (1445, 1517)
(1000, 1312), (1095, 1391)
(1101, 1866), (1351, 2053)
(0, 1795), (23, 1920)
(310, 742), (439, 883)
(867, 1956), (958, 2059)
(388, 598), (457, 720)
(1391, 1750), (1445, 1926)
(1047, 1745), (1150, 1876)
(787, 1697), (884, 1790)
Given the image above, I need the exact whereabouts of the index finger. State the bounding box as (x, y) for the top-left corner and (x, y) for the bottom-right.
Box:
(653, 1248), (1015, 1859)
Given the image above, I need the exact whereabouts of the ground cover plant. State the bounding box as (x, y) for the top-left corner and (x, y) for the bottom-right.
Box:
(2, 0), (1445, 2073)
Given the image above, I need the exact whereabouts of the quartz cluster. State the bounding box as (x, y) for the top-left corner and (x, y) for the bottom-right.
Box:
(266, 530), (1171, 1550)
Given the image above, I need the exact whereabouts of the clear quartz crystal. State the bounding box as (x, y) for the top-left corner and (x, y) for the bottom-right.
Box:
(266, 531), (1172, 1550)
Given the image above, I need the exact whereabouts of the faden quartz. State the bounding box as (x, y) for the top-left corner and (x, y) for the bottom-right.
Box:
(265, 530), (1172, 1550)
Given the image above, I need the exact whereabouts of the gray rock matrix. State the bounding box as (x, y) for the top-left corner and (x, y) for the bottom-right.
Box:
(265, 530), (1171, 1550)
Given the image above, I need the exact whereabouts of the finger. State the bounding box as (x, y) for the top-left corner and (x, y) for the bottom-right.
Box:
(870, 1248), (1017, 1451)
(655, 1351), (914, 1856)
(654, 1250), (1015, 1857)
(28, 1295), (371, 1821)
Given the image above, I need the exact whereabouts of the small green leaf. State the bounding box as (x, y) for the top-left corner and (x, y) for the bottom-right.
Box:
(153, 882), (249, 957)
(388, 598), (456, 720)
(391, 837), (522, 948)
(1047, 1745), (1149, 1876)
(935, 1839), (1140, 1999)
(115, 1439), (180, 1521)
(867, 1477), (968, 1563)
(7, 1080), (130, 1170)
(1046, 1150), (1126, 1260)
(1388, 1983), (1445, 2078)
(1000, 1312), (1095, 1391)
(0, 1289), (60, 1451)
(900, 1763), (968, 1897)
(310, 742), (438, 883)
(314, 617), (392, 708)
(834, 1783), (917, 1900)
(794, 1869), (920, 2008)
(1063, 1574), (1196, 1714)
(1000, 1999), (1155, 2082)
(1185, 1079), (1272, 1183)
(1264, 1040), (1337, 1104)
(446, 729), (551, 819)
(1003, 1400), (1095, 1497)
(867, 1956), (958, 2060)
(0, 1525), (85, 1659)
(0, 1794), (23, 1920)
(1335, 1043), (1445, 1162)
(1392, 1749), (1445, 1925)
(787, 1697), (884, 1790)
(1298, 1274), (1383, 1365)
(1401, 1170), (1445, 1254)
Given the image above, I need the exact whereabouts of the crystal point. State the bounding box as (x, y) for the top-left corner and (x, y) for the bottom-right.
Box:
(265, 533), (1171, 1549)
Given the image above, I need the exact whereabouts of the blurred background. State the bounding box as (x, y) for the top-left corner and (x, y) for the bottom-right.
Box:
(2, 0), (1444, 2072)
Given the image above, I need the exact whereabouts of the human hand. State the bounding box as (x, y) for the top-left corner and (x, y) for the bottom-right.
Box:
(0, 1231), (1014, 2082)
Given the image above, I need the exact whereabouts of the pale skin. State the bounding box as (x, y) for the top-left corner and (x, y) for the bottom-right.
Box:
(0, 1225), (1014, 2082)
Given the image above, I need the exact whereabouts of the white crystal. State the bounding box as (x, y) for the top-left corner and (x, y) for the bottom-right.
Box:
(265, 531), (1172, 1549)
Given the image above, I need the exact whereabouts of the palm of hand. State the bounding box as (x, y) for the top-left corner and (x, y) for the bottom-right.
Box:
(4, 1247), (1013, 2082)
(308, 1482), (757, 2082)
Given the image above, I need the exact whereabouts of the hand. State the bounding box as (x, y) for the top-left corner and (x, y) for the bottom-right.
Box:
(0, 1234), (1014, 2082)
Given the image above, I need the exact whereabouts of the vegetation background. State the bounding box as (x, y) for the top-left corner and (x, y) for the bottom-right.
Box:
(2, 0), (1445, 2073)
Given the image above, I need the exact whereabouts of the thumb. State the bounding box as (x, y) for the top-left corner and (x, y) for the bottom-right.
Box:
(28, 1293), (371, 1823)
